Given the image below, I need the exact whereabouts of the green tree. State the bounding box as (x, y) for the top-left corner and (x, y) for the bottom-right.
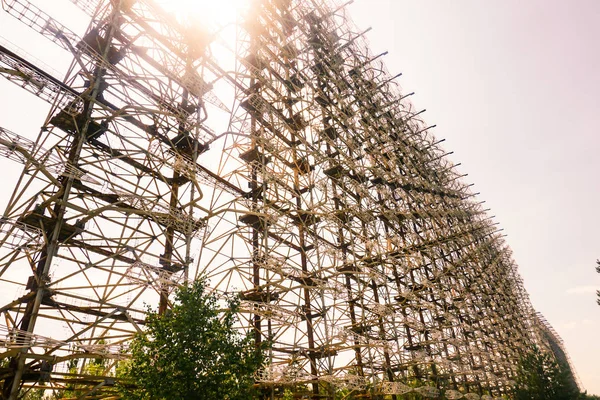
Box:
(19, 388), (44, 400)
(56, 354), (110, 399)
(119, 280), (266, 400)
(514, 346), (579, 400)
(579, 393), (600, 400)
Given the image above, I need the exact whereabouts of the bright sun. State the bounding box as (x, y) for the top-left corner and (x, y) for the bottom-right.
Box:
(158, 0), (249, 31)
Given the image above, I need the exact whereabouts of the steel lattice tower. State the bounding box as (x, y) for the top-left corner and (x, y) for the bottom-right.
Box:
(0, 0), (578, 399)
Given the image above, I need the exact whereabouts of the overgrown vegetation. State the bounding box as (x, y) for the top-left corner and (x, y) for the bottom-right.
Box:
(514, 345), (580, 400)
(118, 280), (266, 400)
(580, 393), (600, 400)
(8, 276), (600, 400)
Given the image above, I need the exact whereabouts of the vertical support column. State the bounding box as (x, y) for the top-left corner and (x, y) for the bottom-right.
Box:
(3, 3), (122, 398)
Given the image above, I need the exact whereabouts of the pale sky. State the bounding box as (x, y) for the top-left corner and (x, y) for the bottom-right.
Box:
(0, 0), (598, 395)
(348, 0), (600, 394)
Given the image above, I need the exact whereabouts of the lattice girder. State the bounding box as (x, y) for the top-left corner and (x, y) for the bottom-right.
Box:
(0, 0), (560, 398)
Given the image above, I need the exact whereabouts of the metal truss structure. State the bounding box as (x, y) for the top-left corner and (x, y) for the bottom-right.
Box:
(0, 0), (577, 399)
(533, 312), (582, 393)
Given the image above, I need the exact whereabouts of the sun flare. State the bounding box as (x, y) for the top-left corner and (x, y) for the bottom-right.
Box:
(158, 0), (249, 30)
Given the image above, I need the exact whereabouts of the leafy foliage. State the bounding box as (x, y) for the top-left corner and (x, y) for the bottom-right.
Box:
(52, 356), (110, 399)
(514, 346), (579, 400)
(19, 388), (44, 400)
(119, 280), (266, 400)
(580, 393), (600, 400)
